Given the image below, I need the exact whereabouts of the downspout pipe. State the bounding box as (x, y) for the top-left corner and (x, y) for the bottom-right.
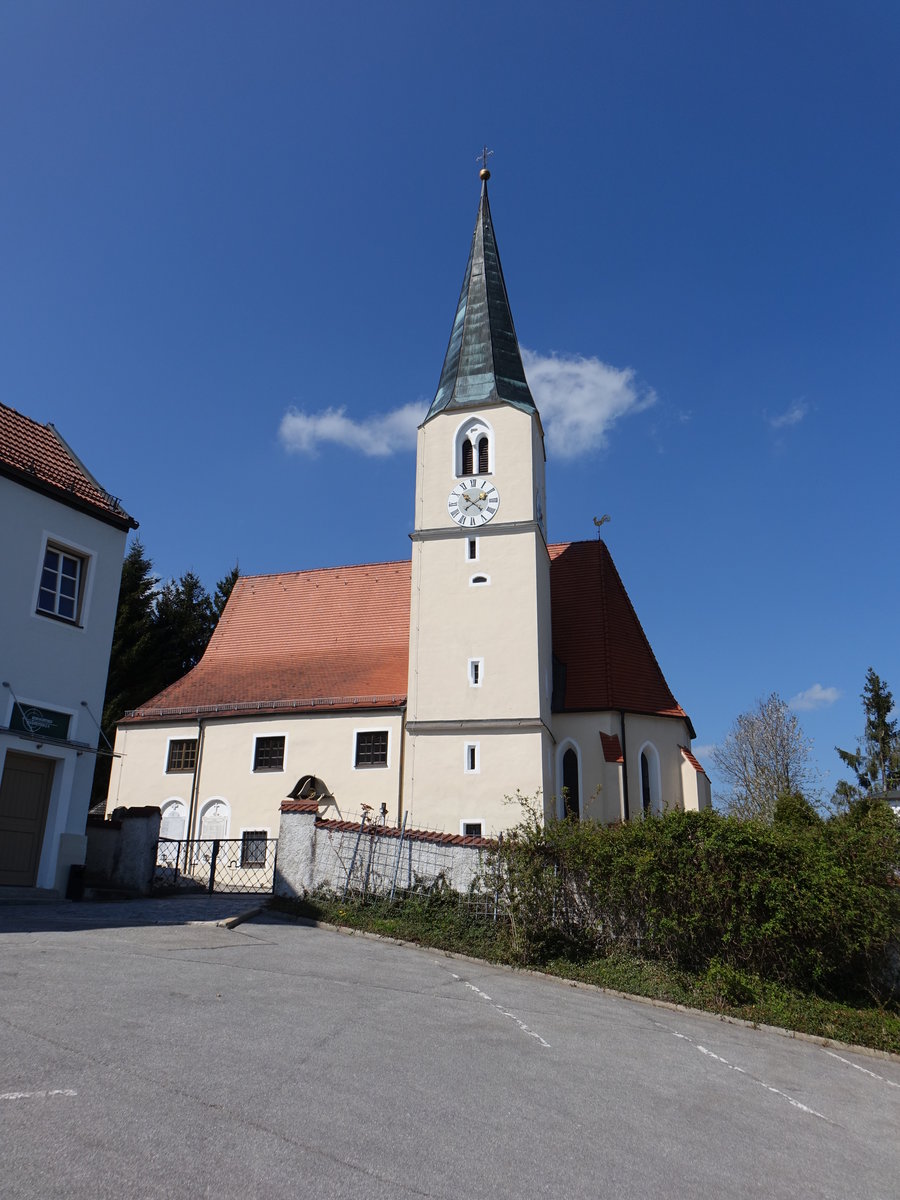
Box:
(618, 710), (630, 822)
(186, 718), (206, 842)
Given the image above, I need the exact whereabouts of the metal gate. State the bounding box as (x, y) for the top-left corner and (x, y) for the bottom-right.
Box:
(154, 836), (277, 894)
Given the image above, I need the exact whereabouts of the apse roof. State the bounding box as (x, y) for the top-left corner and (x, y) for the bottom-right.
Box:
(425, 178), (537, 422)
(0, 402), (137, 531)
(122, 541), (691, 733)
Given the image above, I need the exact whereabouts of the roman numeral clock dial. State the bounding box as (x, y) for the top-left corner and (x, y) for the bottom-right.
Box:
(447, 478), (500, 527)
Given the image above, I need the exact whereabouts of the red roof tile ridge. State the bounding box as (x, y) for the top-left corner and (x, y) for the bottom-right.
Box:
(680, 745), (708, 775)
(238, 556), (412, 583)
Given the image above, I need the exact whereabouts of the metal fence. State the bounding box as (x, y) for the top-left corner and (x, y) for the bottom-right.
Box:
(155, 836), (277, 894)
(328, 814), (502, 916)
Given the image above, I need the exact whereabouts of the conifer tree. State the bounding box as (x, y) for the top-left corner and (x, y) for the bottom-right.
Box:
(835, 668), (900, 800)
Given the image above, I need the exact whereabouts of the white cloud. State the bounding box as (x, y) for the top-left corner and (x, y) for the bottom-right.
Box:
(691, 744), (717, 763)
(279, 403), (421, 457)
(521, 348), (656, 459)
(278, 350), (655, 460)
(767, 399), (808, 430)
(789, 683), (840, 712)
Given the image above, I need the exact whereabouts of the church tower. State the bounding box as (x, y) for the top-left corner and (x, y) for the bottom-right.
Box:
(404, 168), (553, 835)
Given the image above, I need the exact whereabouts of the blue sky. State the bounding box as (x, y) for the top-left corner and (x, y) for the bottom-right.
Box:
(2, 1), (898, 801)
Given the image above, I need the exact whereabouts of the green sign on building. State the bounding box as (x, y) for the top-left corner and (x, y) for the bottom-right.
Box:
(9, 704), (71, 741)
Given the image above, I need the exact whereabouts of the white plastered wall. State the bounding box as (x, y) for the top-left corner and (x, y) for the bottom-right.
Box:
(108, 710), (405, 837)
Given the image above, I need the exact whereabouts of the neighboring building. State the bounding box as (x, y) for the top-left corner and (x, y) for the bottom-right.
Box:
(107, 171), (710, 843)
(1, 404), (137, 892)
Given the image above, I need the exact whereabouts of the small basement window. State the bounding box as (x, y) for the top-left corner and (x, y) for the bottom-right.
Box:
(240, 830), (268, 868)
(462, 821), (483, 838)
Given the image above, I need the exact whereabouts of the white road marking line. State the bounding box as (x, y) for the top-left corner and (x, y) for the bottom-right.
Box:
(450, 971), (551, 1047)
(824, 1050), (900, 1089)
(655, 1023), (828, 1121)
(0, 1088), (77, 1101)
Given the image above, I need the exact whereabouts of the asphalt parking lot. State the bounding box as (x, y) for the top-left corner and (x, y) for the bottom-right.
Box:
(1, 897), (898, 1199)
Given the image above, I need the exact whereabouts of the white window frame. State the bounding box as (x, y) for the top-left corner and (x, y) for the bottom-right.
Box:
(469, 574), (491, 587)
(452, 415), (495, 478)
(250, 732), (288, 773)
(464, 742), (480, 774)
(165, 736), (199, 775)
(468, 658), (484, 688)
(352, 728), (391, 770)
(32, 532), (94, 629)
(638, 741), (662, 817)
(555, 738), (583, 820)
(460, 819), (485, 838)
(238, 826), (271, 868)
(465, 537), (479, 563)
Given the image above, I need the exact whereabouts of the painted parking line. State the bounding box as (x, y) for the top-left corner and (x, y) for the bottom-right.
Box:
(446, 968), (551, 1048)
(824, 1050), (900, 1089)
(0, 1088), (77, 1101)
(655, 1022), (829, 1122)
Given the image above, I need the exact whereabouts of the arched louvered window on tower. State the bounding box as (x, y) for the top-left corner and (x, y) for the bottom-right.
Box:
(478, 436), (490, 474)
(461, 439), (474, 476)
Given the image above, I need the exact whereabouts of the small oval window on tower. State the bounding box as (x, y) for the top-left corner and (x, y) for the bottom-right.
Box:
(470, 574), (489, 586)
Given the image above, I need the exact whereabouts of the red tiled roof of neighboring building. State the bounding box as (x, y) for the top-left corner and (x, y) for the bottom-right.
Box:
(549, 540), (690, 730)
(599, 732), (624, 764)
(680, 745), (708, 775)
(123, 561), (412, 721)
(123, 540), (692, 730)
(0, 402), (137, 530)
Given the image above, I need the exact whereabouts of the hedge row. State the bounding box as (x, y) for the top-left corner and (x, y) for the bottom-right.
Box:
(492, 799), (900, 997)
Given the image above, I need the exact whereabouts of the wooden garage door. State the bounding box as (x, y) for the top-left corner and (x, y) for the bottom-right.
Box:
(0, 752), (55, 887)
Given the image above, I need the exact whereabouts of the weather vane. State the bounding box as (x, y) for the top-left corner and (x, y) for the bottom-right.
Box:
(477, 145), (494, 179)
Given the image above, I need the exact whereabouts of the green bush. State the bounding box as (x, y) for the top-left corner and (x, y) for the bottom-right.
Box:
(493, 798), (900, 998)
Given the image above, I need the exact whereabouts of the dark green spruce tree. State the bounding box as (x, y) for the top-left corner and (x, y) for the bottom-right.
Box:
(834, 668), (900, 805)
(213, 563), (240, 618)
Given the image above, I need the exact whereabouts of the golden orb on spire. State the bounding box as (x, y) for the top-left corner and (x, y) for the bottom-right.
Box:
(479, 167), (491, 181)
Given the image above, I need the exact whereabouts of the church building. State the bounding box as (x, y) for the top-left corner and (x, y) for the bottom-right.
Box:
(106, 170), (710, 845)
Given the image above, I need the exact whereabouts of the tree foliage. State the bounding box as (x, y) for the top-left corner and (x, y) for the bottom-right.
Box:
(835, 668), (900, 802)
(91, 543), (239, 805)
(491, 798), (900, 998)
(712, 693), (817, 820)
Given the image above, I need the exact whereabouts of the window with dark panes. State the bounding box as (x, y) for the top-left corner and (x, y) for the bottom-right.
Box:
(355, 730), (388, 768)
(253, 736), (285, 771)
(37, 544), (85, 622)
(166, 739), (198, 773)
(241, 830), (268, 868)
(463, 821), (483, 837)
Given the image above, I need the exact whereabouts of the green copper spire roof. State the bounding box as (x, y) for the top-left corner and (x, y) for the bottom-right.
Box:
(425, 178), (537, 423)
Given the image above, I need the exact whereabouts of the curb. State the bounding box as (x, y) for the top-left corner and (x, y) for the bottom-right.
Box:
(217, 905), (263, 930)
(266, 906), (900, 1064)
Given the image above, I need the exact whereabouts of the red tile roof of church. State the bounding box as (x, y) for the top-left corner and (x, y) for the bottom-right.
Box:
(123, 540), (691, 730)
(599, 732), (624, 764)
(548, 540), (689, 725)
(0, 402), (137, 530)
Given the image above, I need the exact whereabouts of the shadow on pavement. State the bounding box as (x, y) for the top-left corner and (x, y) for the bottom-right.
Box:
(0, 894), (270, 935)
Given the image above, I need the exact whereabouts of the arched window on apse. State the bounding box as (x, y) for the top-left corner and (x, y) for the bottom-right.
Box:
(563, 747), (580, 819)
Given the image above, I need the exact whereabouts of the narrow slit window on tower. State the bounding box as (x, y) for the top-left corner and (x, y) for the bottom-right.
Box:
(478, 436), (490, 474)
(461, 439), (474, 476)
(468, 658), (483, 687)
(464, 743), (480, 773)
(467, 538), (478, 561)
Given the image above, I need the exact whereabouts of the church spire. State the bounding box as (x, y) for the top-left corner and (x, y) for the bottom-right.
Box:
(424, 166), (537, 423)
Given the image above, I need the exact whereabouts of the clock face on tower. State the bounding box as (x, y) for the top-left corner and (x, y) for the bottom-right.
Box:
(448, 478), (500, 527)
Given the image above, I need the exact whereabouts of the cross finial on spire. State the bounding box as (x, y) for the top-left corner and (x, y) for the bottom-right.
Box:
(477, 145), (493, 180)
